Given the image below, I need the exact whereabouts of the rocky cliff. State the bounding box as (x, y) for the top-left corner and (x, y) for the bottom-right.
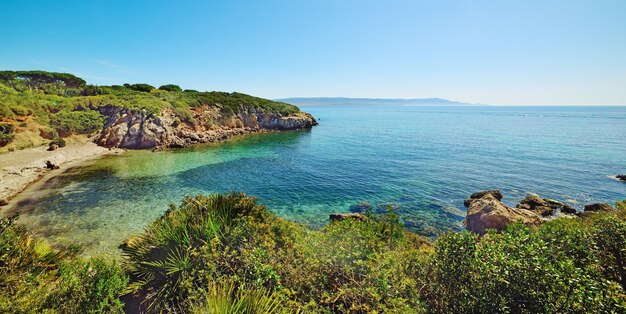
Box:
(96, 104), (317, 149)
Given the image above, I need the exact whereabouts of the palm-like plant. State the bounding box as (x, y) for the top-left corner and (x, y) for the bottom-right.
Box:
(122, 192), (269, 312)
(190, 281), (283, 314)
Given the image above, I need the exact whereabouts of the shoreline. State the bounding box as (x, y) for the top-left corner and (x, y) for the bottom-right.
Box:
(0, 142), (124, 208)
(0, 127), (309, 211)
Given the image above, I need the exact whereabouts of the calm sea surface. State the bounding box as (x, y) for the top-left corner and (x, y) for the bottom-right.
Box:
(9, 106), (626, 256)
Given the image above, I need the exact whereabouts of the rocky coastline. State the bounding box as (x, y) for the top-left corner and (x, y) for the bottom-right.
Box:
(463, 189), (617, 234)
(0, 104), (317, 207)
(96, 104), (317, 149)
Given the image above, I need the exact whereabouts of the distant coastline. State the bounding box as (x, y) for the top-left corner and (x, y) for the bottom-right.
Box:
(276, 97), (481, 106)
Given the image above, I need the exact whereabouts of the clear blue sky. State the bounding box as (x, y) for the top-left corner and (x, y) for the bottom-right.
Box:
(2, 0), (625, 105)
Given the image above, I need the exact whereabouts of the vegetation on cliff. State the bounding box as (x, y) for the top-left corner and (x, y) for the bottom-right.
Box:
(1, 193), (625, 313)
(0, 70), (301, 149)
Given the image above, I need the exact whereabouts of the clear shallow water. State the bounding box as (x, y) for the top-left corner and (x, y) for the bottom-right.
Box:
(7, 106), (626, 256)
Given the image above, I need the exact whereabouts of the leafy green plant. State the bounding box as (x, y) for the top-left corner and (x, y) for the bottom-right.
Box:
(424, 221), (626, 313)
(50, 136), (66, 147)
(49, 109), (104, 135)
(159, 84), (183, 92)
(0, 215), (127, 313)
(190, 281), (283, 314)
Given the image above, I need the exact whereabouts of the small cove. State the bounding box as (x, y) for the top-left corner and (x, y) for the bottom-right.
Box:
(5, 105), (626, 256)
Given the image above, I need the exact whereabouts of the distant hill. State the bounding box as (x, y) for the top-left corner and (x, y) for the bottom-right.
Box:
(275, 97), (478, 106)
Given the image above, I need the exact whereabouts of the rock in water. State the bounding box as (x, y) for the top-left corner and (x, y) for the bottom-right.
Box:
(349, 202), (372, 213)
(329, 213), (368, 222)
(463, 190), (503, 208)
(465, 193), (541, 235)
(516, 194), (577, 216)
(616, 174), (626, 182)
(583, 203), (614, 212)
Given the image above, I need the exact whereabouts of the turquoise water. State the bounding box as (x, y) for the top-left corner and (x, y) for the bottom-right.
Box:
(9, 106), (626, 256)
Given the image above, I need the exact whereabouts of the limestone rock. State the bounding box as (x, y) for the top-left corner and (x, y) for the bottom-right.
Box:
(465, 193), (541, 235)
(95, 104), (317, 149)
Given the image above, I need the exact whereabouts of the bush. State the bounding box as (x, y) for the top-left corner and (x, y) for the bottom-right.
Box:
(122, 193), (294, 312)
(0, 215), (127, 313)
(190, 281), (282, 314)
(159, 84), (183, 92)
(122, 193), (433, 313)
(424, 221), (626, 313)
(123, 83), (155, 93)
(2, 193), (626, 312)
(50, 136), (66, 147)
(49, 109), (104, 135)
(83, 84), (104, 96)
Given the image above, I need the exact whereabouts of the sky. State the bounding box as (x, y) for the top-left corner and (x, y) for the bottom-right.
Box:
(2, 0), (625, 105)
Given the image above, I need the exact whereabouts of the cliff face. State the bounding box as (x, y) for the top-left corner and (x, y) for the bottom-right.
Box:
(96, 104), (317, 149)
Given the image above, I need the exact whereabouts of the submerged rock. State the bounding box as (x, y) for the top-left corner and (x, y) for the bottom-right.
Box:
(583, 203), (614, 212)
(465, 192), (541, 235)
(349, 202), (372, 213)
(329, 213), (368, 222)
(616, 174), (626, 182)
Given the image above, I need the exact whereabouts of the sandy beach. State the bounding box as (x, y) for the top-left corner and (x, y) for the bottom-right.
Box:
(0, 142), (122, 206)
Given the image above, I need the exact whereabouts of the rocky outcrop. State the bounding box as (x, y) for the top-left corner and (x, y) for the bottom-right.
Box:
(516, 195), (577, 216)
(463, 190), (503, 207)
(616, 175), (626, 182)
(465, 191), (542, 235)
(96, 104), (317, 149)
(330, 213), (368, 222)
(45, 160), (59, 170)
(583, 203), (614, 212)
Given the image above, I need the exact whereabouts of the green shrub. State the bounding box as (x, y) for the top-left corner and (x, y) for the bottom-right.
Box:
(50, 258), (127, 313)
(122, 193), (288, 312)
(424, 222), (626, 313)
(3, 194), (626, 313)
(83, 84), (104, 96)
(190, 281), (282, 314)
(50, 136), (66, 147)
(49, 109), (104, 135)
(123, 83), (155, 93)
(0, 215), (127, 313)
(122, 193), (431, 313)
(159, 84), (183, 92)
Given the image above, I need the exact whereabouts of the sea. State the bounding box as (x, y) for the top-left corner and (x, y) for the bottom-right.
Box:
(8, 105), (626, 256)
